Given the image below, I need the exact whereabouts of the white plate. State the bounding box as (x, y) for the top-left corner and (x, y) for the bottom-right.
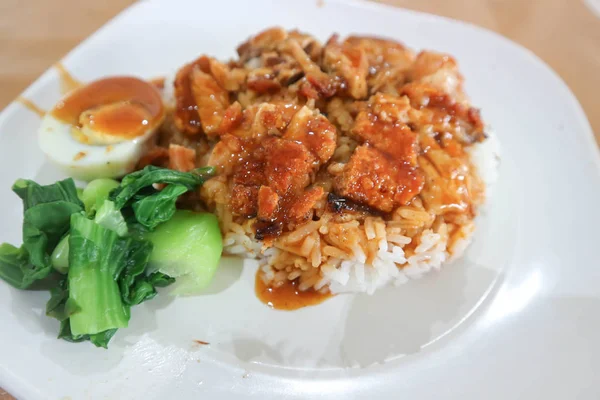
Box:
(1, 0), (599, 398)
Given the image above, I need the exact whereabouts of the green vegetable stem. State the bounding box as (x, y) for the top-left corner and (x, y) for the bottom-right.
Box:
(145, 211), (223, 295)
(0, 166), (221, 348)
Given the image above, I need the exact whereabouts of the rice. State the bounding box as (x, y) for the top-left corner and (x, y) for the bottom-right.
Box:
(208, 129), (497, 294)
(151, 27), (501, 296)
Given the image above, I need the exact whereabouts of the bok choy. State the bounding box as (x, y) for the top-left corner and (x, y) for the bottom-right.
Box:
(0, 166), (220, 348)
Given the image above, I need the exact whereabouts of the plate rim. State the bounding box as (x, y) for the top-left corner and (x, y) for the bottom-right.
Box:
(0, 0), (599, 398)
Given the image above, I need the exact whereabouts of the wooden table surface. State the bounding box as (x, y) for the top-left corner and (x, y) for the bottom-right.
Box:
(0, 0), (598, 398)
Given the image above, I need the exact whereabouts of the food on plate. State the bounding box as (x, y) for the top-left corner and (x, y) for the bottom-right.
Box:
(80, 178), (120, 214)
(3, 26), (500, 326)
(145, 210), (222, 295)
(38, 77), (166, 181)
(0, 167), (219, 347)
(146, 27), (499, 302)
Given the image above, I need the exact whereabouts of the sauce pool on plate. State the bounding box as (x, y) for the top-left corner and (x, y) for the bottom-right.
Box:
(255, 271), (332, 310)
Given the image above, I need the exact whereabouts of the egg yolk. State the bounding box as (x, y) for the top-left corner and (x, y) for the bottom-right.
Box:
(51, 76), (164, 145)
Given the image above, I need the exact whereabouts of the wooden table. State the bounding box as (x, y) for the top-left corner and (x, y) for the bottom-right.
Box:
(0, 0), (598, 398)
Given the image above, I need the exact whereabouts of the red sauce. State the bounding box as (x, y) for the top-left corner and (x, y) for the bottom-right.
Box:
(51, 76), (164, 140)
(255, 271), (332, 310)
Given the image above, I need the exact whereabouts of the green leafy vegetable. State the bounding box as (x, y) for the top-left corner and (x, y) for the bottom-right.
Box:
(1, 166), (221, 348)
(50, 235), (70, 274)
(125, 272), (175, 306)
(16, 179), (84, 275)
(4, 178), (83, 287)
(95, 200), (128, 237)
(57, 319), (117, 349)
(117, 237), (154, 305)
(51, 200), (130, 277)
(132, 184), (188, 230)
(22, 201), (82, 270)
(110, 165), (215, 210)
(0, 243), (31, 289)
(81, 178), (120, 215)
(12, 178), (82, 210)
(66, 213), (171, 345)
(87, 329), (119, 348)
(48, 279), (118, 347)
(145, 210), (222, 295)
(68, 214), (130, 336)
(45, 278), (79, 321)
(149, 271), (176, 287)
(49, 280), (112, 346)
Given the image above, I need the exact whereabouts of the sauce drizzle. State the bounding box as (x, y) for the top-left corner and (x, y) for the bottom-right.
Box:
(54, 62), (83, 94)
(16, 96), (46, 118)
(255, 271), (332, 310)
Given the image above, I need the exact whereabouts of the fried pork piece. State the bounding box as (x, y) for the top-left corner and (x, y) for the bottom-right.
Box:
(322, 34), (369, 99)
(257, 185), (279, 220)
(346, 36), (415, 70)
(400, 82), (486, 144)
(175, 27), (333, 140)
(409, 51), (464, 100)
(207, 102), (311, 175)
(237, 27), (323, 61)
(281, 38), (336, 98)
(245, 102), (300, 138)
(214, 103), (336, 236)
(236, 27), (329, 99)
(289, 186), (325, 219)
(351, 93), (418, 162)
(229, 137), (321, 230)
(323, 35), (415, 97)
(168, 144), (197, 172)
(204, 101), (300, 141)
(164, 27), (489, 244)
(283, 106), (337, 163)
(236, 27), (289, 61)
(207, 134), (248, 175)
(237, 27), (342, 100)
(262, 137), (316, 195)
(418, 149), (473, 216)
(218, 101), (244, 134)
(226, 119), (328, 204)
(209, 103), (336, 172)
(334, 145), (422, 213)
(174, 56), (245, 136)
(191, 66), (230, 136)
(333, 92), (425, 212)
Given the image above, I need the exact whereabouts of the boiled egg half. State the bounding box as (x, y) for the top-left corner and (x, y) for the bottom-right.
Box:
(39, 76), (165, 181)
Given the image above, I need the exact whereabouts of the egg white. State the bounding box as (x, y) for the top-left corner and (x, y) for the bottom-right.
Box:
(38, 113), (158, 182)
